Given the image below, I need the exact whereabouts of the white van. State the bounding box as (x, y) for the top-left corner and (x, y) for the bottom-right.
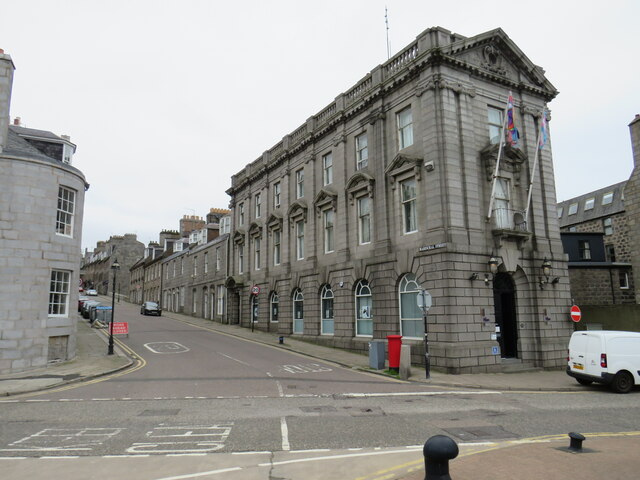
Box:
(567, 330), (640, 393)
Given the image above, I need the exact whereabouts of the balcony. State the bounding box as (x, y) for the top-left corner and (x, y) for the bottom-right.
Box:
(491, 208), (531, 247)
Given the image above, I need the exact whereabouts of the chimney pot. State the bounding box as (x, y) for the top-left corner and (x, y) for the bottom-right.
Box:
(13, 117), (21, 126)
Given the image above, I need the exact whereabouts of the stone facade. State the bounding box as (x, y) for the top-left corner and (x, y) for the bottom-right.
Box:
(81, 234), (144, 298)
(225, 27), (574, 373)
(1, 50), (87, 374)
(624, 115), (640, 303)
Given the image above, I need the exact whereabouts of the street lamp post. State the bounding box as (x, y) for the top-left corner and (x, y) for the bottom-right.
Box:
(108, 259), (120, 355)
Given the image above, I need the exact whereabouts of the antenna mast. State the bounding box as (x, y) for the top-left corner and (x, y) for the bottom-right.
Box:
(385, 6), (391, 59)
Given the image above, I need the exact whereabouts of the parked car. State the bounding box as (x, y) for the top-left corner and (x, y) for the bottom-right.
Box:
(567, 330), (640, 393)
(82, 300), (101, 319)
(78, 295), (90, 313)
(86, 289), (98, 296)
(141, 301), (162, 316)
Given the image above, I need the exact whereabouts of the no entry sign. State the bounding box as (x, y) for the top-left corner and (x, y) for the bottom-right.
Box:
(570, 305), (581, 323)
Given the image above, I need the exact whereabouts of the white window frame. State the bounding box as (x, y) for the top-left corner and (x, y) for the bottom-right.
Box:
(620, 271), (630, 290)
(296, 169), (304, 199)
(355, 280), (373, 337)
(322, 152), (333, 186)
(293, 289), (304, 334)
(568, 202), (578, 215)
(357, 196), (371, 245)
(270, 292), (279, 323)
(602, 192), (614, 205)
(399, 273), (424, 339)
(217, 285), (225, 315)
(48, 270), (71, 316)
(296, 220), (305, 260)
(356, 132), (368, 170)
(216, 247), (221, 271)
(56, 186), (76, 237)
(239, 202), (245, 225)
(487, 106), (503, 145)
(321, 284), (334, 335)
(255, 192), (262, 218)
(401, 178), (417, 234)
(273, 229), (281, 266)
(238, 244), (244, 274)
(397, 107), (413, 149)
(254, 237), (261, 270)
(192, 288), (197, 314)
(323, 209), (334, 254)
(204, 252), (208, 273)
(584, 197), (595, 211)
(603, 217), (613, 236)
(273, 182), (281, 208)
(193, 256), (197, 277)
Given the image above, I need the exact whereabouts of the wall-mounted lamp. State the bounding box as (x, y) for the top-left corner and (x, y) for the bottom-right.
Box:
(538, 257), (552, 289)
(488, 256), (499, 275)
(484, 273), (491, 286)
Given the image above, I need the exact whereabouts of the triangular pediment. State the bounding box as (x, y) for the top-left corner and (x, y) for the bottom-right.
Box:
(313, 187), (337, 205)
(287, 199), (308, 221)
(444, 28), (557, 98)
(385, 153), (423, 178)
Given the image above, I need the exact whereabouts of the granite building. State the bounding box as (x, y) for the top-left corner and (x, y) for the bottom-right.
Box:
(225, 27), (574, 373)
(0, 50), (88, 373)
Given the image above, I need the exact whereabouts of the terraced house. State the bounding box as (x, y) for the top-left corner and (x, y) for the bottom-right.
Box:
(225, 27), (574, 373)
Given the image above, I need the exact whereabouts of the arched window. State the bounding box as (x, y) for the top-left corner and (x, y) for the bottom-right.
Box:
(321, 285), (334, 335)
(355, 280), (372, 336)
(399, 273), (423, 338)
(293, 289), (304, 334)
(270, 292), (279, 323)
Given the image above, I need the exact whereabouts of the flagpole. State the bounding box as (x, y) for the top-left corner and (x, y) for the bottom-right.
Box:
(486, 96), (510, 220)
(524, 113), (545, 225)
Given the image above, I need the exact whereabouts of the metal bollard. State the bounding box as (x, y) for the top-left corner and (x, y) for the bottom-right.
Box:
(278, 336), (284, 344)
(568, 432), (585, 451)
(423, 435), (459, 480)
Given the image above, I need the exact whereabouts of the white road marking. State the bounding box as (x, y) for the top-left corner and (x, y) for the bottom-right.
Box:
(276, 381), (284, 397)
(218, 352), (251, 366)
(154, 466), (242, 480)
(259, 447), (423, 467)
(280, 417), (290, 451)
(144, 342), (190, 354)
(341, 391), (501, 398)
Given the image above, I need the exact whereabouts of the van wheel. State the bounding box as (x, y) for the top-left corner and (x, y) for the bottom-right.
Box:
(611, 371), (634, 394)
(576, 378), (593, 386)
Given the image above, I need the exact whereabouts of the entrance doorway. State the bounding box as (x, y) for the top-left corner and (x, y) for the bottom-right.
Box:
(493, 273), (518, 358)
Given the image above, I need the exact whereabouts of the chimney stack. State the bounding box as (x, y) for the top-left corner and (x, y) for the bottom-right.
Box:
(630, 114), (640, 169)
(0, 49), (16, 153)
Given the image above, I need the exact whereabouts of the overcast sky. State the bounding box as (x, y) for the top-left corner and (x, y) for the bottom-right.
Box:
(3, 0), (639, 252)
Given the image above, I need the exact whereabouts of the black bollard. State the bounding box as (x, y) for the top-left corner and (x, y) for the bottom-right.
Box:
(568, 432), (585, 451)
(278, 336), (284, 344)
(423, 435), (459, 480)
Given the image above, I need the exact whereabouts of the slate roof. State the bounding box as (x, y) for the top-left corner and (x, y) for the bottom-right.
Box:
(557, 181), (626, 227)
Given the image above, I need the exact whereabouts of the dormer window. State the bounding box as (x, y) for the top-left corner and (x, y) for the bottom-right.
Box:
(63, 143), (74, 164)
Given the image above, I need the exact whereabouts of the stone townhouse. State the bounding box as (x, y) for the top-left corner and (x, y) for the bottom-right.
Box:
(81, 234), (144, 297)
(161, 210), (231, 321)
(558, 181), (634, 306)
(225, 27), (574, 373)
(1, 50), (88, 373)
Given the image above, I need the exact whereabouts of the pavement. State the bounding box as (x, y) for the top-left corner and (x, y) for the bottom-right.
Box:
(2, 301), (639, 479)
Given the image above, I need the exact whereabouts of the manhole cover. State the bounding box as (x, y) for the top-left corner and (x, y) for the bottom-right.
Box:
(139, 409), (180, 416)
(444, 426), (518, 441)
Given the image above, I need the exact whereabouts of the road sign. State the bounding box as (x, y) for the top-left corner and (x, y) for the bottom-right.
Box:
(251, 285), (260, 296)
(417, 290), (432, 311)
(570, 305), (581, 323)
(112, 322), (129, 335)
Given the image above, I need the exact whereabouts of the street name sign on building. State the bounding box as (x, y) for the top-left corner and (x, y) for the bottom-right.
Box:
(570, 305), (581, 323)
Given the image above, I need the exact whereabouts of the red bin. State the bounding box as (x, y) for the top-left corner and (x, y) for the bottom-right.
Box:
(387, 335), (403, 371)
